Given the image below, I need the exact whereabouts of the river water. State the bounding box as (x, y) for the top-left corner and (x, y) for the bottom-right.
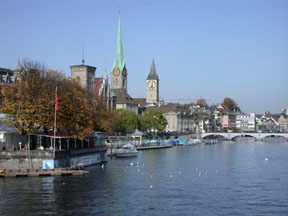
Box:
(1, 141), (288, 216)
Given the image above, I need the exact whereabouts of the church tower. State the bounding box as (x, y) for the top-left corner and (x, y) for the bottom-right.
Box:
(70, 63), (96, 98)
(146, 58), (159, 105)
(111, 16), (127, 91)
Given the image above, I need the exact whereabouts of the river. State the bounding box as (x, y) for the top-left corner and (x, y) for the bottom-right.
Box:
(1, 141), (288, 216)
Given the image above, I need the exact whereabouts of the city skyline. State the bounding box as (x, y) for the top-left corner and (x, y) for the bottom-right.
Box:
(1, 0), (287, 114)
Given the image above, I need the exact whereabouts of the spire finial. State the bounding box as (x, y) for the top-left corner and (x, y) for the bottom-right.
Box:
(152, 49), (156, 59)
(82, 43), (85, 65)
(118, 1), (121, 17)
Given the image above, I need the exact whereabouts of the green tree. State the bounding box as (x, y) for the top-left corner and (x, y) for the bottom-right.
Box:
(113, 109), (140, 132)
(144, 110), (167, 132)
(138, 115), (150, 131)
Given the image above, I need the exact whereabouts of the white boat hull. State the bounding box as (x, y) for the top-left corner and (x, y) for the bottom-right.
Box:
(114, 144), (138, 158)
(115, 152), (137, 158)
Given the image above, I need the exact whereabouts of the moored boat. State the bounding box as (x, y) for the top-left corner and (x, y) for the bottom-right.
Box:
(188, 139), (201, 145)
(176, 138), (190, 146)
(114, 144), (138, 158)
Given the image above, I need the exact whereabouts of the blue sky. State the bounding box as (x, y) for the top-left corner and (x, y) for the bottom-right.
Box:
(1, 0), (287, 114)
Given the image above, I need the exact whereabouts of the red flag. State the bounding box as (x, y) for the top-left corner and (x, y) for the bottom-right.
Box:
(55, 87), (59, 111)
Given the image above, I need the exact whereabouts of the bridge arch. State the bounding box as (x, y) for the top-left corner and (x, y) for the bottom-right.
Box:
(202, 132), (288, 141)
(230, 134), (257, 141)
(262, 134), (288, 139)
(202, 134), (227, 140)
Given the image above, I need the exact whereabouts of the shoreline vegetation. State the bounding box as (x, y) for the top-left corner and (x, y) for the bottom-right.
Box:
(0, 60), (168, 147)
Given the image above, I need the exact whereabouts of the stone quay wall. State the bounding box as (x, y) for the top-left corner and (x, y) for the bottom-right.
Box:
(0, 146), (107, 170)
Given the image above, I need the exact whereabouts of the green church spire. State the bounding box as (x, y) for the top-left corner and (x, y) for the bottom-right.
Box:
(113, 17), (125, 71)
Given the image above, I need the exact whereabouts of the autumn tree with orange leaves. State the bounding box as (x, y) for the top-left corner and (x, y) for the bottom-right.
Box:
(92, 96), (116, 134)
(1, 67), (93, 139)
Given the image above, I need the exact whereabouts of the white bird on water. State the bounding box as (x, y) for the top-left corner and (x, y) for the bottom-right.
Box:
(130, 162), (134, 166)
(101, 164), (104, 169)
(264, 157), (269, 161)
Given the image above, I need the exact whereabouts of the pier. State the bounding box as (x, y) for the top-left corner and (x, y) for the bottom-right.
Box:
(0, 168), (89, 178)
(136, 144), (172, 150)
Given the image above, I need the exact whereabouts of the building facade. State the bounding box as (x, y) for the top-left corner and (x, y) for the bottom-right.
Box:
(236, 113), (256, 132)
(278, 114), (288, 132)
(0, 68), (17, 85)
(163, 110), (197, 133)
(221, 112), (236, 132)
(256, 115), (279, 132)
(147, 104), (197, 133)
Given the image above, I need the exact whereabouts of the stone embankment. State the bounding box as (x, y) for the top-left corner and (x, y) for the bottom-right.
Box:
(0, 168), (89, 178)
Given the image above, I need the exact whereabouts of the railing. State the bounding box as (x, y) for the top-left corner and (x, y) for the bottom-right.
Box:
(107, 136), (145, 147)
(202, 132), (288, 140)
(0, 146), (107, 159)
(0, 150), (53, 159)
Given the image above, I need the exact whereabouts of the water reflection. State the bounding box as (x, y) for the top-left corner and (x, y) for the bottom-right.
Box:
(0, 141), (288, 215)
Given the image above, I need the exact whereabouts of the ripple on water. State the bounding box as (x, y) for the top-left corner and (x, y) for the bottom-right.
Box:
(0, 142), (288, 216)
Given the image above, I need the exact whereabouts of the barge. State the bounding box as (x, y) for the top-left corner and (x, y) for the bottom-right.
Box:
(0, 132), (107, 171)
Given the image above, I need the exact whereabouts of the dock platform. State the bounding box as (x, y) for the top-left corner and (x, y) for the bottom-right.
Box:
(136, 145), (172, 150)
(0, 168), (89, 178)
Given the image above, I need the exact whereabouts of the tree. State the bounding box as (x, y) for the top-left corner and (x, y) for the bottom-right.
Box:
(113, 109), (140, 133)
(1, 69), (49, 135)
(17, 58), (47, 79)
(264, 111), (271, 118)
(138, 115), (150, 131)
(1, 67), (93, 139)
(92, 97), (116, 134)
(143, 110), (167, 132)
(222, 97), (237, 111)
(56, 78), (94, 139)
(197, 98), (207, 107)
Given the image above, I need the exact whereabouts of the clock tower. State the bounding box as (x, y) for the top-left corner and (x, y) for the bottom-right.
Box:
(111, 16), (127, 91)
(146, 58), (159, 105)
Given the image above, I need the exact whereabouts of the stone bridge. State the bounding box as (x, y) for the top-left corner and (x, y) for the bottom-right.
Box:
(202, 132), (288, 141)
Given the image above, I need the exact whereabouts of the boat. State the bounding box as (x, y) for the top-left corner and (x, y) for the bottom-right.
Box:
(114, 144), (138, 158)
(188, 139), (201, 145)
(176, 138), (190, 146)
(146, 139), (161, 145)
(136, 144), (172, 150)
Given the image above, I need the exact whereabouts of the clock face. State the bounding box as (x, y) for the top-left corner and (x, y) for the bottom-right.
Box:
(113, 68), (120, 76)
(147, 80), (156, 90)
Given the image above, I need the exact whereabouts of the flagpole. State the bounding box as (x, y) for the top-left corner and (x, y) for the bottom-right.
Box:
(53, 86), (57, 158)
